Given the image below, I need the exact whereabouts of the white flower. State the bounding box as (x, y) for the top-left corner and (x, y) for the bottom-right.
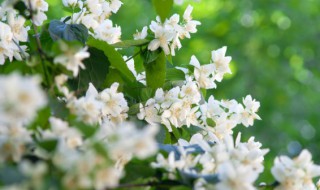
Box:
(215, 162), (258, 190)
(86, 0), (103, 15)
(0, 73), (47, 125)
(211, 46), (232, 82)
(62, 0), (78, 7)
(272, 149), (320, 190)
(109, 0), (123, 13)
(7, 12), (30, 42)
(0, 124), (32, 162)
(133, 26), (148, 40)
(94, 19), (121, 44)
(54, 43), (90, 77)
(67, 83), (103, 124)
(81, 13), (99, 29)
(0, 22), (15, 65)
(94, 167), (122, 189)
(99, 83), (128, 118)
(26, 0), (48, 26)
(238, 95), (261, 127)
(190, 55), (216, 89)
(137, 99), (161, 125)
(180, 81), (201, 104)
(102, 122), (159, 161)
(41, 117), (83, 149)
(182, 5), (201, 38)
(148, 21), (175, 55)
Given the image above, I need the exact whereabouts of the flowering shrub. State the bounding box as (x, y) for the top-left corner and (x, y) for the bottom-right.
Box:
(0, 0), (319, 190)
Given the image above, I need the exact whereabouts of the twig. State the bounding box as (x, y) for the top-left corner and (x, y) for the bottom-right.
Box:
(27, 0), (50, 87)
(125, 49), (142, 62)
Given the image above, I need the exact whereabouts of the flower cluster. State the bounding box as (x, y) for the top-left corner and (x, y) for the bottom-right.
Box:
(67, 83), (129, 126)
(138, 47), (260, 139)
(63, 0), (122, 44)
(0, 0), (320, 190)
(0, 73), (46, 162)
(134, 5), (201, 56)
(0, 8), (29, 64)
(190, 46), (232, 89)
(152, 132), (269, 190)
(47, 122), (159, 190)
(53, 41), (90, 77)
(272, 150), (320, 190)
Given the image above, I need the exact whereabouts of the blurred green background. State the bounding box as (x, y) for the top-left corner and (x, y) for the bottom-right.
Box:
(46, 0), (320, 183)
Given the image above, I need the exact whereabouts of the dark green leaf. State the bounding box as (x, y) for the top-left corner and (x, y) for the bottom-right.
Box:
(128, 103), (141, 115)
(38, 139), (58, 152)
(13, 1), (30, 19)
(112, 39), (150, 48)
(152, 0), (174, 22)
(142, 49), (162, 64)
(87, 38), (135, 82)
(171, 125), (181, 140)
(68, 47), (110, 91)
(48, 20), (88, 44)
(144, 50), (166, 89)
(104, 68), (125, 90)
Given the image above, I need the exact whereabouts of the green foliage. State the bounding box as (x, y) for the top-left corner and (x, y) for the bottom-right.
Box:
(69, 47), (110, 90)
(112, 39), (150, 48)
(152, 0), (174, 22)
(48, 20), (88, 44)
(144, 50), (167, 89)
(166, 68), (185, 81)
(87, 38), (135, 82)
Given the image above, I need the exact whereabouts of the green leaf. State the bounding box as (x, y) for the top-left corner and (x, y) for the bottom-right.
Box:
(164, 127), (172, 144)
(38, 139), (58, 152)
(144, 50), (166, 89)
(48, 20), (88, 44)
(70, 120), (97, 138)
(166, 68), (186, 81)
(152, 0), (174, 23)
(104, 68), (124, 90)
(142, 48), (162, 64)
(13, 1), (30, 19)
(171, 125), (181, 140)
(201, 88), (207, 100)
(112, 39), (150, 48)
(206, 118), (216, 127)
(128, 103), (141, 115)
(87, 38), (135, 82)
(167, 54), (173, 65)
(134, 48), (145, 73)
(140, 87), (154, 102)
(27, 106), (51, 131)
(68, 47), (110, 91)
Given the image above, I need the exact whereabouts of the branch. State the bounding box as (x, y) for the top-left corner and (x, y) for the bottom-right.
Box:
(27, 0), (50, 87)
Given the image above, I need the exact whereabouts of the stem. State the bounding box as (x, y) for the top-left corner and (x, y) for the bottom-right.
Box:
(27, 0), (50, 87)
(125, 49), (142, 62)
(12, 39), (27, 60)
